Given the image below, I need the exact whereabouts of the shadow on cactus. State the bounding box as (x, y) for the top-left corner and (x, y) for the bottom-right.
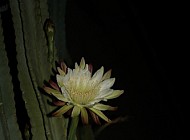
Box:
(42, 57), (124, 140)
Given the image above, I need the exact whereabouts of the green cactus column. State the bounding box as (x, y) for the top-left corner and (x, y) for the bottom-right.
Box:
(0, 0), (69, 139)
(0, 13), (22, 140)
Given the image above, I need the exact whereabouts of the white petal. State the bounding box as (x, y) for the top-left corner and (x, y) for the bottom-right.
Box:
(99, 78), (115, 91)
(75, 62), (79, 69)
(62, 68), (72, 83)
(90, 66), (104, 86)
(73, 69), (87, 89)
(57, 67), (65, 76)
(84, 64), (89, 72)
(87, 89), (113, 105)
(101, 69), (112, 81)
(54, 94), (70, 102)
(95, 89), (113, 100)
(104, 90), (124, 100)
(80, 57), (85, 69)
(56, 74), (64, 87)
(61, 86), (72, 101)
(84, 70), (91, 80)
(87, 99), (103, 106)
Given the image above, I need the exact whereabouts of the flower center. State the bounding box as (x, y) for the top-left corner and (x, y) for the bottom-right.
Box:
(69, 88), (98, 105)
(64, 75), (100, 105)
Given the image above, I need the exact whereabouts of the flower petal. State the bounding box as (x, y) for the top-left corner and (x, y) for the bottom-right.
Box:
(105, 90), (124, 100)
(87, 98), (104, 106)
(75, 62), (79, 70)
(81, 107), (88, 124)
(94, 89), (113, 100)
(89, 110), (101, 125)
(44, 87), (69, 102)
(60, 61), (67, 73)
(84, 64), (89, 72)
(71, 106), (81, 117)
(91, 66), (104, 86)
(49, 80), (60, 91)
(80, 57), (85, 69)
(63, 68), (72, 83)
(99, 78), (115, 91)
(101, 69), (112, 81)
(57, 67), (65, 76)
(56, 74), (64, 87)
(53, 100), (66, 106)
(53, 94), (70, 102)
(89, 108), (111, 123)
(61, 86), (72, 100)
(88, 64), (93, 73)
(93, 103), (117, 111)
(52, 105), (73, 116)
(44, 87), (61, 95)
(57, 68), (72, 86)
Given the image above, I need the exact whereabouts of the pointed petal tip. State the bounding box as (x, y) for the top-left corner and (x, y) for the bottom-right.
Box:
(120, 90), (124, 94)
(81, 57), (85, 60)
(89, 109), (101, 125)
(101, 69), (112, 81)
(80, 57), (86, 69)
(110, 78), (116, 85)
(93, 103), (118, 111)
(57, 67), (65, 75)
(43, 86), (52, 94)
(60, 61), (67, 72)
(49, 80), (59, 90)
(101, 66), (104, 71)
(89, 108), (110, 123)
(110, 106), (118, 111)
(108, 119), (112, 123)
(75, 62), (79, 69)
(105, 90), (124, 100)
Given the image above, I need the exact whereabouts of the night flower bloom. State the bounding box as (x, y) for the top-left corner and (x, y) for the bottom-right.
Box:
(44, 57), (124, 124)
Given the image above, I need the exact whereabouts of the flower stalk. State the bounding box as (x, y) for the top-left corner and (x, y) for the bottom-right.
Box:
(68, 116), (79, 140)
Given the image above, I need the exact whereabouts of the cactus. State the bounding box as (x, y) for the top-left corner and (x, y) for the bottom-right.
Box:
(0, 0), (69, 139)
(0, 13), (22, 140)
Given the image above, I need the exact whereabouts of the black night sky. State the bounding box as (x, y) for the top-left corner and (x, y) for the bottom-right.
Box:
(62, 1), (184, 140)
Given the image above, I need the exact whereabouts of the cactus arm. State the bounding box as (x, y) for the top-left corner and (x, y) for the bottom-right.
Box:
(0, 15), (22, 140)
(8, 0), (69, 139)
(8, 0), (49, 139)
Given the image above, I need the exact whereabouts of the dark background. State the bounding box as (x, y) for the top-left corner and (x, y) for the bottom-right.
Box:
(61, 0), (184, 140)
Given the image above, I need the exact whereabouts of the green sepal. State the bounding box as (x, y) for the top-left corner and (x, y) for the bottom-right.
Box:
(93, 103), (117, 111)
(71, 106), (81, 117)
(52, 105), (73, 116)
(81, 107), (88, 124)
(89, 108), (110, 123)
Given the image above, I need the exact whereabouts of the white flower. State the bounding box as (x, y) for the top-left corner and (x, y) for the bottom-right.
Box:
(44, 57), (124, 124)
